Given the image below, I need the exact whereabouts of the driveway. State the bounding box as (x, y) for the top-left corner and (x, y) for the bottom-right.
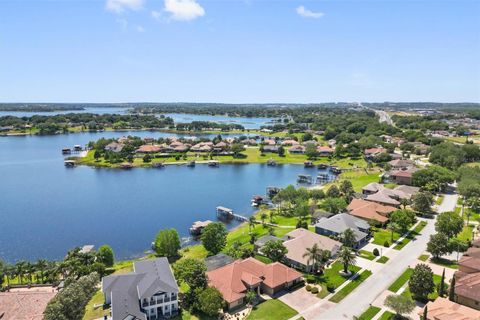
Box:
(277, 287), (324, 313)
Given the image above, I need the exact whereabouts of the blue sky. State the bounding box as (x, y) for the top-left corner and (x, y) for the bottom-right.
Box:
(0, 0), (479, 103)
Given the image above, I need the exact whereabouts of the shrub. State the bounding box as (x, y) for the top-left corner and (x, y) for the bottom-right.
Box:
(384, 241), (390, 247)
(311, 287), (319, 294)
(306, 285), (312, 291)
(373, 248), (380, 256)
(305, 275), (316, 284)
(327, 285), (336, 293)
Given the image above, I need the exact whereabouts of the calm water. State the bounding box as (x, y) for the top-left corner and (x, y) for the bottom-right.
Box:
(0, 131), (330, 263)
(162, 113), (276, 129)
(0, 107), (131, 117)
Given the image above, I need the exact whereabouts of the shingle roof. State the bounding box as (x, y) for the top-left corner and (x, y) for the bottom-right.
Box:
(205, 253), (235, 271)
(315, 213), (369, 241)
(102, 258), (178, 320)
(283, 228), (342, 265)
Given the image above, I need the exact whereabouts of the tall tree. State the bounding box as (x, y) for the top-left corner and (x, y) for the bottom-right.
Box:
(96, 245), (115, 267)
(201, 222), (227, 255)
(153, 229), (181, 259)
(409, 264), (435, 301)
(439, 268), (446, 297)
(173, 258), (208, 290)
(412, 192), (434, 214)
(435, 211), (463, 240)
(384, 294), (415, 319)
(195, 287), (224, 317)
(449, 277), (456, 301)
(302, 243), (330, 273)
(262, 240), (288, 262)
(342, 228), (357, 248)
(427, 233), (451, 259)
(338, 247), (356, 274)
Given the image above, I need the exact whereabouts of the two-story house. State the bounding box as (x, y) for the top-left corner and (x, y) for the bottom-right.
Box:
(102, 257), (179, 320)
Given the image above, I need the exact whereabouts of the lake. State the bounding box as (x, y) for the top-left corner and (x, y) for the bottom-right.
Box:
(0, 131), (332, 263)
(0, 109), (275, 129)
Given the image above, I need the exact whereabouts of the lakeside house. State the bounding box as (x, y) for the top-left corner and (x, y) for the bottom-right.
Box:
(136, 144), (162, 154)
(288, 145), (305, 154)
(315, 213), (370, 249)
(262, 145), (279, 153)
(361, 182), (419, 206)
(364, 147), (387, 159)
(102, 257), (179, 320)
(420, 297), (480, 320)
(105, 141), (124, 153)
(0, 286), (58, 320)
(387, 167), (419, 185)
(347, 198), (396, 225)
(453, 239), (480, 310)
(282, 228), (342, 272)
(317, 146), (334, 157)
(388, 159), (415, 169)
(281, 139), (299, 146)
(206, 257), (302, 310)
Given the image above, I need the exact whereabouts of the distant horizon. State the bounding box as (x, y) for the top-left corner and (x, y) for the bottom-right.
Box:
(1, 101), (479, 105)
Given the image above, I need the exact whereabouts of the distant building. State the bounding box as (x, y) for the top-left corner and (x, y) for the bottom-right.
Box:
(105, 142), (124, 153)
(317, 146), (334, 157)
(420, 297), (480, 320)
(102, 257), (179, 320)
(288, 145), (306, 154)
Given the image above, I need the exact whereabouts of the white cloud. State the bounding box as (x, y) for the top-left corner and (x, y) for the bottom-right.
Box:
(296, 6), (324, 19)
(106, 0), (145, 13)
(151, 10), (162, 20)
(164, 0), (205, 21)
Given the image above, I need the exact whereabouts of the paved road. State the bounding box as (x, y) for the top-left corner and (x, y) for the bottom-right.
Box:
(307, 193), (458, 320)
(358, 103), (394, 126)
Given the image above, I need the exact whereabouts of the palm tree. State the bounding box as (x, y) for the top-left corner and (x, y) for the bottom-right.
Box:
(342, 228), (357, 248)
(249, 216), (256, 232)
(303, 244), (330, 273)
(338, 247), (356, 274)
(25, 262), (35, 284)
(260, 212), (268, 225)
(36, 259), (48, 284)
(15, 261), (27, 285)
(269, 210), (275, 223)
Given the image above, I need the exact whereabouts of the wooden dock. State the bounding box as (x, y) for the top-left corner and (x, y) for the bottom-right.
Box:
(216, 206), (248, 221)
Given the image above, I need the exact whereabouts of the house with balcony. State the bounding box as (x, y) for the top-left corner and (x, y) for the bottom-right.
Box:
(102, 257), (179, 320)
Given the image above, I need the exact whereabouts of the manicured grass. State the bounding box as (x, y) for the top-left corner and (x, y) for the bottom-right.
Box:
(316, 283), (330, 299)
(418, 254), (430, 262)
(401, 273), (443, 301)
(455, 224), (475, 242)
(393, 221), (427, 250)
(247, 299), (298, 320)
(317, 262), (361, 290)
(329, 270), (372, 303)
(83, 290), (109, 320)
(436, 195), (445, 206)
(358, 250), (376, 261)
(372, 227), (400, 247)
(430, 257), (459, 269)
(388, 268), (414, 293)
(337, 170), (381, 192)
(377, 256), (389, 264)
(358, 306), (382, 320)
(254, 255), (273, 264)
(378, 311), (395, 320)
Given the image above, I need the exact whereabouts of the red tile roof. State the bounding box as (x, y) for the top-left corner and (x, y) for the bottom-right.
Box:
(347, 198), (396, 223)
(0, 287), (57, 320)
(206, 258), (302, 304)
(420, 297), (480, 320)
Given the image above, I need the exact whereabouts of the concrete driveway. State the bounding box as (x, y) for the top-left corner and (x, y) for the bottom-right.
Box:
(277, 287), (324, 313)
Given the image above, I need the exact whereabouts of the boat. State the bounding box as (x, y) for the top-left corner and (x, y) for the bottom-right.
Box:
(267, 159), (277, 166)
(73, 145), (82, 151)
(64, 160), (75, 167)
(297, 174), (312, 184)
(304, 161), (314, 168)
(317, 163), (328, 169)
(330, 166), (342, 174)
(153, 162), (165, 168)
(251, 195), (264, 207)
(120, 163), (133, 169)
(208, 160), (219, 167)
(266, 186), (281, 199)
(186, 161), (196, 167)
(62, 148), (72, 155)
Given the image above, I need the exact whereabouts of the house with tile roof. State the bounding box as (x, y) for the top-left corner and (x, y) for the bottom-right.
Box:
(206, 257), (302, 310)
(347, 198), (396, 225)
(420, 297), (480, 320)
(0, 287), (58, 320)
(454, 246), (480, 310)
(102, 257), (179, 320)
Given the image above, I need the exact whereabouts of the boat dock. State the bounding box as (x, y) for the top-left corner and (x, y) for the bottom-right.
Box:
(189, 220), (212, 236)
(216, 206), (248, 221)
(297, 174), (313, 184)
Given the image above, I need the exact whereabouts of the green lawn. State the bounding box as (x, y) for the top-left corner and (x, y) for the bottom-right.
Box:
(377, 256), (389, 264)
(455, 224), (475, 242)
(430, 257), (459, 269)
(358, 306), (382, 320)
(378, 311), (395, 320)
(436, 195), (445, 206)
(401, 273), (443, 301)
(317, 262), (361, 290)
(388, 268), (414, 293)
(358, 250), (376, 261)
(393, 221), (427, 250)
(247, 299), (298, 320)
(329, 270), (372, 303)
(418, 254), (430, 262)
(372, 227), (400, 247)
(83, 290), (109, 320)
